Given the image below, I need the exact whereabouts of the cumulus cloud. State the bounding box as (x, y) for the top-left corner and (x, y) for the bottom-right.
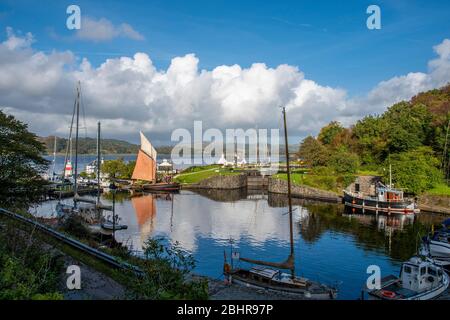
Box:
(0, 27), (449, 144)
(76, 17), (144, 42)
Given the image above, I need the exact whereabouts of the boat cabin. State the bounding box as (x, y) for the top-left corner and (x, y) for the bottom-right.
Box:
(249, 266), (280, 282)
(376, 186), (404, 202)
(400, 257), (444, 293)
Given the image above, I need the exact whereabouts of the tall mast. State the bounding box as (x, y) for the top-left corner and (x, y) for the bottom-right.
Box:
(52, 136), (57, 176)
(74, 81), (80, 207)
(97, 121), (101, 204)
(389, 163), (392, 188)
(282, 107), (295, 276)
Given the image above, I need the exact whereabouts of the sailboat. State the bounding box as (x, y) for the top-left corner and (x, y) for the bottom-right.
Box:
(132, 131), (180, 192)
(56, 82), (127, 231)
(223, 107), (338, 299)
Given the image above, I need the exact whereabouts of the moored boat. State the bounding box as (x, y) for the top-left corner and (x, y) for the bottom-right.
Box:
(422, 218), (450, 265)
(368, 256), (449, 300)
(343, 183), (419, 214)
(142, 182), (180, 192)
(223, 107), (338, 300)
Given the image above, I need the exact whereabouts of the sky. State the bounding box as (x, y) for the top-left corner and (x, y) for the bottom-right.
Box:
(0, 0), (449, 145)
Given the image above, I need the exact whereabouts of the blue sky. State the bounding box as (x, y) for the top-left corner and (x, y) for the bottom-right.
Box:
(1, 0), (449, 95)
(0, 1), (449, 144)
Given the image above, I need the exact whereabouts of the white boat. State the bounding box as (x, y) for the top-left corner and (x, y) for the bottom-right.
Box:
(423, 219), (450, 264)
(368, 256), (449, 300)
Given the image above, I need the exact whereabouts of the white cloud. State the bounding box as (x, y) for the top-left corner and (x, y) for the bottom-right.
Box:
(0, 27), (449, 144)
(76, 17), (144, 42)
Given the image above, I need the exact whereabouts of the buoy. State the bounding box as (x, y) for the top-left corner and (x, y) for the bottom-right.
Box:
(381, 290), (396, 299)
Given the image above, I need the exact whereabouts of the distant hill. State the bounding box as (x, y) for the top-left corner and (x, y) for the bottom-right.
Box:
(38, 136), (140, 155)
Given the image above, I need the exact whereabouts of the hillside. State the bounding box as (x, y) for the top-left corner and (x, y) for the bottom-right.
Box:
(38, 136), (140, 155)
(297, 84), (450, 195)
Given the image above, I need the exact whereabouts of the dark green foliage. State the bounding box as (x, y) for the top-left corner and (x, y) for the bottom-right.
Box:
(329, 148), (360, 174)
(59, 215), (92, 240)
(0, 110), (49, 209)
(318, 121), (344, 145)
(130, 237), (208, 300)
(38, 136), (174, 155)
(297, 85), (450, 194)
(388, 147), (443, 194)
(102, 158), (135, 179)
(0, 221), (63, 299)
(297, 136), (328, 166)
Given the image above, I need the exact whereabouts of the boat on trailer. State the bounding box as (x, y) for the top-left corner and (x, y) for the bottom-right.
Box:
(368, 256), (449, 300)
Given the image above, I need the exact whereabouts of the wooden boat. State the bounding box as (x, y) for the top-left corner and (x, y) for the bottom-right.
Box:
(142, 182), (180, 192)
(343, 182), (419, 215)
(223, 107), (338, 299)
(368, 256), (449, 300)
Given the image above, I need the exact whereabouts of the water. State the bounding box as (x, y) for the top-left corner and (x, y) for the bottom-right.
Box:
(30, 189), (445, 300)
(44, 153), (175, 176)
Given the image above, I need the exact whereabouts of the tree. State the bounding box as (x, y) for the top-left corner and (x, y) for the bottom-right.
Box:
(318, 121), (344, 145)
(329, 148), (360, 174)
(102, 158), (135, 179)
(101, 158), (127, 179)
(388, 147), (443, 194)
(0, 110), (49, 209)
(298, 136), (328, 167)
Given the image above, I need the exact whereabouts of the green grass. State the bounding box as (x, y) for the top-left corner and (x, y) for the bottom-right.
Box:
(425, 183), (450, 196)
(274, 173), (355, 194)
(174, 166), (240, 184)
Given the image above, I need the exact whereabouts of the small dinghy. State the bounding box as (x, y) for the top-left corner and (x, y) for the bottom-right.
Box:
(101, 214), (128, 231)
(368, 256), (449, 300)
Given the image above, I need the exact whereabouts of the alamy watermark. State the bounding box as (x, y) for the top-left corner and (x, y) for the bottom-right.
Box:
(367, 5), (381, 30)
(170, 121), (281, 171)
(66, 5), (81, 30)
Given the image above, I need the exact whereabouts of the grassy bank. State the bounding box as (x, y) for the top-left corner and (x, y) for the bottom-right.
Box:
(174, 165), (241, 184)
(425, 183), (450, 196)
(273, 172), (354, 194)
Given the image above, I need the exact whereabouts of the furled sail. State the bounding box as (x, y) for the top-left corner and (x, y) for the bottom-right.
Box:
(131, 131), (157, 182)
(239, 254), (294, 270)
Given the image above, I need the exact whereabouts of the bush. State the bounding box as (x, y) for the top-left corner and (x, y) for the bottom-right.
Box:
(388, 147), (443, 194)
(130, 237), (208, 300)
(329, 150), (360, 174)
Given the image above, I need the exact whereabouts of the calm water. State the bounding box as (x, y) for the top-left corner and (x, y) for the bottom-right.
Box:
(31, 189), (444, 299)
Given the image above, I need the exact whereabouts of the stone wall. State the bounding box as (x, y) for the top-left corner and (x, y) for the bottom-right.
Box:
(346, 175), (382, 195)
(268, 177), (340, 202)
(188, 174), (247, 190)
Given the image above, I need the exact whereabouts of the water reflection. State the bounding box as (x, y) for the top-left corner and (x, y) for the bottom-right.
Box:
(31, 188), (445, 299)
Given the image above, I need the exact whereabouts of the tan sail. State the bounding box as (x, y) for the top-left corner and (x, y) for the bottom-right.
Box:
(131, 131), (157, 182)
(240, 254), (294, 270)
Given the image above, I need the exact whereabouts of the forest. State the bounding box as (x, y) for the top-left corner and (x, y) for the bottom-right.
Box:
(297, 84), (450, 195)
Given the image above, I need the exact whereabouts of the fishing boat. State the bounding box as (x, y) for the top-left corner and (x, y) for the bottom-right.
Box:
(422, 219), (450, 266)
(343, 169), (419, 215)
(368, 256), (449, 300)
(223, 107), (338, 300)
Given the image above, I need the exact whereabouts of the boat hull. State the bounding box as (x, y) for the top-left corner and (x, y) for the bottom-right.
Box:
(142, 183), (180, 192)
(226, 271), (337, 300)
(369, 271), (449, 300)
(429, 240), (450, 261)
(343, 191), (418, 214)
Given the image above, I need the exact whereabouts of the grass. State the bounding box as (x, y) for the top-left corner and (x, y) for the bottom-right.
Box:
(274, 172), (355, 194)
(425, 183), (450, 196)
(174, 166), (241, 184)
